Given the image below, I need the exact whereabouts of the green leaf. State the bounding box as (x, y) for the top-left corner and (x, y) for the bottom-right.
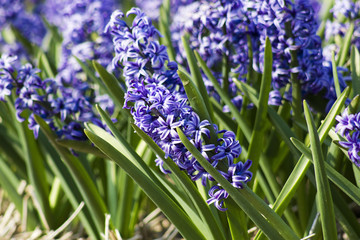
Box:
(181, 35), (214, 121)
(56, 139), (107, 158)
(225, 198), (249, 240)
(195, 51), (252, 141)
(92, 60), (127, 112)
(337, 22), (354, 66)
(235, 81), (300, 158)
(35, 115), (108, 236)
(74, 56), (102, 85)
(210, 98), (237, 133)
(94, 106), (186, 204)
(17, 120), (54, 228)
(132, 123), (225, 240)
(293, 137), (360, 238)
(38, 128), (99, 239)
(0, 157), (38, 229)
(10, 25), (39, 57)
(291, 136), (360, 206)
(38, 52), (56, 79)
(303, 101), (337, 240)
(332, 187), (360, 240)
(177, 70), (211, 122)
(351, 45), (360, 96)
(0, 125), (27, 178)
(348, 95), (360, 114)
(177, 128), (299, 240)
(84, 127), (207, 240)
(246, 37), (273, 175)
(316, 0), (335, 38)
(331, 51), (342, 98)
(159, 0), (176, 62)
(254, 87), (349, 239)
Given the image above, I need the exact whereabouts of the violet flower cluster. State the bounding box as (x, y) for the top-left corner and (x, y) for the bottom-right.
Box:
(168, 0), (342, 110)
(0, 54), (108, 141)
(243, 0), (328, 101)
(42, 0), (117, 83)
(106, 8), (252, 211)
(0, 0), (120, 143)
(171, 0), (252, 111)
(0, 0), (46, 60)
(324, 0), (360, 61)
(336, 109), (360, 167)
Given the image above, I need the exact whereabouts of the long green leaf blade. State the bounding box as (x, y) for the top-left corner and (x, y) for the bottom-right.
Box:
(254, 87), (349, 239)
(246, 37), (273, 175)
(35, 115), (108, 236)
(177, 128), (299, 240)
(92, 60), (127, 111)
(195, 51), (252, 141)
(181, 35), (213, 121)
(337, 22), (354, 66)
(84, 128), (207, 240)
(177, 70), (217, 142)
(132, 123), (225, 240)
(291, 137), (360, 206)
(303, 101), (337, 240)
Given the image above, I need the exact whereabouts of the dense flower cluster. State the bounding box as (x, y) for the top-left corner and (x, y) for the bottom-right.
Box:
(0, 1), (117, 142)
(244, 0), (328, 100)
(324, 0), (360, 58)
(169, 0), (342, 109)
(336, 109), (360, 167)
(0, 0), (46, 60)
(106, 8), (252, 211)
(0, 54), (108, 141)
(43, 0), (117, 82)
(171, 0), (251, 111)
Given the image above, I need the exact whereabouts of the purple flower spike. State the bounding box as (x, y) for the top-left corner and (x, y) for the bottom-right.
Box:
(106, 8), (252, 211)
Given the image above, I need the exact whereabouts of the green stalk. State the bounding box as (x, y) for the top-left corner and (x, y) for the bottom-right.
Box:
(284, 21), (303, 140)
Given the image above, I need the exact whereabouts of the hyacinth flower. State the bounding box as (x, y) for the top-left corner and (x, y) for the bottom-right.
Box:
(335, 108), (360, 167)
(170, 0), (253, 111)
(0, 0), (46, 61)
(0, 54), (110, 141)
(105, 8), (252, 211)
(323, 0), (360, 61)
(168, 0), (347, 111)
(242, 0), (330, 102)
(42, 0), (117, 83)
